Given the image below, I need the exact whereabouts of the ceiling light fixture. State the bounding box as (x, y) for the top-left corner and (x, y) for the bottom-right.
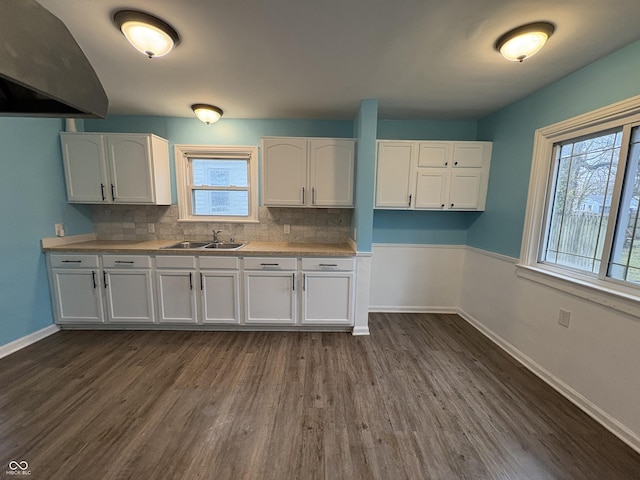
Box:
(113, 10), (180, 58)
(495, 22), (555, 62)
(191, 104), (224, 124)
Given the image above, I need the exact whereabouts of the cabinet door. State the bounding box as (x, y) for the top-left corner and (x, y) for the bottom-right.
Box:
(309, 139), (354, 207)
(51, 269), (104, 323)
(452, 142), (485, 168)
(262, 138), (308, 206)
(201, 271), (240, 324)
(375, 142), (415, 208)
(449, 169), (483, 210)
(244, 271), (296, 324)
(414, 170), (449, 209)
(104, 269), (155, 323)
(301, 272), (353, 325)
(61, 133), (109, 203)
(418, 142), (452, 167)
(156, 270), (197, 324)
(107, 135), (155, 204)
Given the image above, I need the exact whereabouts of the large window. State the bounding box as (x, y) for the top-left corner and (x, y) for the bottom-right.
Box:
(521, 96), (640, 306)
(175, 145), (258, 222)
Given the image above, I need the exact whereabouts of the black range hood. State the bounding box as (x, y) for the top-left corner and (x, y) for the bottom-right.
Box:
(0, 0), (108, 118)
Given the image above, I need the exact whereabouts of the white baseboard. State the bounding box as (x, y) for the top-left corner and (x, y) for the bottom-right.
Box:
(0, 324), (60, 360)
(456, 307), (640, 455)
(352, 326), (370, 335)
(369, 306), (458, 314)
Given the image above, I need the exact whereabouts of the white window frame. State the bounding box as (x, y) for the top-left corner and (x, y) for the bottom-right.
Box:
(518, 95), (640, 317)
(174, 144), (259, 223)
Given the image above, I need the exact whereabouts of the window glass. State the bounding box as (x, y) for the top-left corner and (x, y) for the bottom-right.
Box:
(543, 130), (622, 273)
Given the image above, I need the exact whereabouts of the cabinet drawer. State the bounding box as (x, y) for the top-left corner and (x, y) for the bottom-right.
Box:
(199, 256), (240, 270)
(50, 254), (99, 268)
(243, 257), (297, 270)
(103, 255), (151, 268)
(156, 255), (196, 269)
(301, 257), (355, 271)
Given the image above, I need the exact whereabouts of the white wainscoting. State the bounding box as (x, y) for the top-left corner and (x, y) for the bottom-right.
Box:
(369, 244), (465, 313)
(459, 247), (640, 453)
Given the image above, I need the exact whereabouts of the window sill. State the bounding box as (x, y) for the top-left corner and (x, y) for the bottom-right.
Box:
(515, 264), (640, 320)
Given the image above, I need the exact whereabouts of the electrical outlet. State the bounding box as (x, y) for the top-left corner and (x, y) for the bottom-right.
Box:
(558, 308), (571, 328)
(55, 223), (65, 237)
(147, 223), (156, 233)
(284, 224), (290, 234)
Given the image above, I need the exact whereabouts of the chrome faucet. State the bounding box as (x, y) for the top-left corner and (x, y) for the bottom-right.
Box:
(212, 229), (222, 243)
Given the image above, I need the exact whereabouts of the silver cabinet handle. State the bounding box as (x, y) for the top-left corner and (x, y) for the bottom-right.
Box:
(100, 183), (106, 201)
(115, 261), (135, 264)
(61, 260), (82, 263)
(189, 272), (193, 290)
(312, 187), (316, 205)
(200, 273), (203, 291)
(111, 183), (116, 200)
(301, 186), (305, 205)
(91, 271), (97, 289)
(292, 273), (295, 291)
(103, 271), (108, 288)
(319, 263), (338, 267)
(408, 194), (412, 207)
(260, 263), (280, 267)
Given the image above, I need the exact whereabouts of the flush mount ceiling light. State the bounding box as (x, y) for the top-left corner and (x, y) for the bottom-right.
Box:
(191, 104), (224, 124)
(113, 9), (180, 58)
(495, 22), (555, 62)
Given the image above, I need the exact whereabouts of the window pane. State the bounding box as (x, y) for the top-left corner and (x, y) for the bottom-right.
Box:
(609, 126), (640, 283)
(192, 190), (249, 216)
(192, 159), (248, 187)
(543, 130), (621, 273)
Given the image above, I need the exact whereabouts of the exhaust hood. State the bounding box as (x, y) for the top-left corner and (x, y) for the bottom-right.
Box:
(0, 0), (108, 118)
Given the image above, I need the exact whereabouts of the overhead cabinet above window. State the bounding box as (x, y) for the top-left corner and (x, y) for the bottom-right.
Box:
(60, 132), (171, 205)
(261, 137), (355, 208)
(375, 140), (492, 211)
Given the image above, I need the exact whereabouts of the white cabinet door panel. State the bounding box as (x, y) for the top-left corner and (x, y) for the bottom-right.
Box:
(52, 269), (104, 323)
(107, 135), (155, 203)
(452, 142), (485, 168)
(375, 142), (415, 208)
(156, 270), (197, 323)
(262, 138), (308, 206)
(201, 271), (240, 324)
(449, 170), (482, 210)
(244, 271), (296, 324)
(418, 142), (451, 167)
(302, 272), (353, 325)
(61, 134), (109, 203)
(104, 270), (155, 323)
(415, 170), (449, 209)
(309, 139), (354, 206)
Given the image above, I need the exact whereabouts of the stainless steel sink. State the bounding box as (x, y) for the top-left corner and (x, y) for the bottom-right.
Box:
(161, 241), (245, 250)
(161, 241), (212, 249)
(203, 242), (245, 250)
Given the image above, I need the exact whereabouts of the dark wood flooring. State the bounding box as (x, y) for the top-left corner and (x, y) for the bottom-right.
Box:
(1, 313), (639, 479)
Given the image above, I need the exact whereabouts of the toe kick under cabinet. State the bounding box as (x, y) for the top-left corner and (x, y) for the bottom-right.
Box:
(47, 252), (355, 330)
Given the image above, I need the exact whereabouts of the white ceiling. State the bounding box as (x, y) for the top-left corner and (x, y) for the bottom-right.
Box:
(36, 0), (640, 120)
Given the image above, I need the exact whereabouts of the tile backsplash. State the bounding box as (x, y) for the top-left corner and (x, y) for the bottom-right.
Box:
(93, 205), (352, 243)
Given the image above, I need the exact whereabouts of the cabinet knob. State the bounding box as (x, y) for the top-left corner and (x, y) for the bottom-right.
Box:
(444, 162), (448, 166)
(441, 204), (445, 208)
(454, 161), (458, 166)
(451, 203), (455, 207)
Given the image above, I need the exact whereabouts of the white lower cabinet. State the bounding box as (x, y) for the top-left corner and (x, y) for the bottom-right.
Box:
(48, 252), (356, 329)
(243, 257), (297, 325)
(199, 256), (240, 324)
(49, 254), (104, 324)
(156, 256), (198, 324)
(301, 258), (355, 325)
(103, 256), (154, 323)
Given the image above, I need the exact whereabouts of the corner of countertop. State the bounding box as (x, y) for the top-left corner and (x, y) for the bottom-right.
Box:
(41, 233), (98, 249)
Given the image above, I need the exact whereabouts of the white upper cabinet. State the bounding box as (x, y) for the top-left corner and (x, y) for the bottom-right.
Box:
(375, 142), (415, 208)
(262, 137), (355, 207)
(375, 140), (492, 211)
(61, 132), (171, 205)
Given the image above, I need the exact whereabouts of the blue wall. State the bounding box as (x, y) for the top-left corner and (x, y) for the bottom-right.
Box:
(0, 118), (93, 347)
(353, 99), (378, 252)
(470, 38), (640, 258)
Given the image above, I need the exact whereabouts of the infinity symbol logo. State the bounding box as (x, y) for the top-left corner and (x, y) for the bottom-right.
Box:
(8, 461), (28, 470)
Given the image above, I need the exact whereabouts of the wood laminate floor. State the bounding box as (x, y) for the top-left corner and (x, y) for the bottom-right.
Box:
(1, 313), (639, 479)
